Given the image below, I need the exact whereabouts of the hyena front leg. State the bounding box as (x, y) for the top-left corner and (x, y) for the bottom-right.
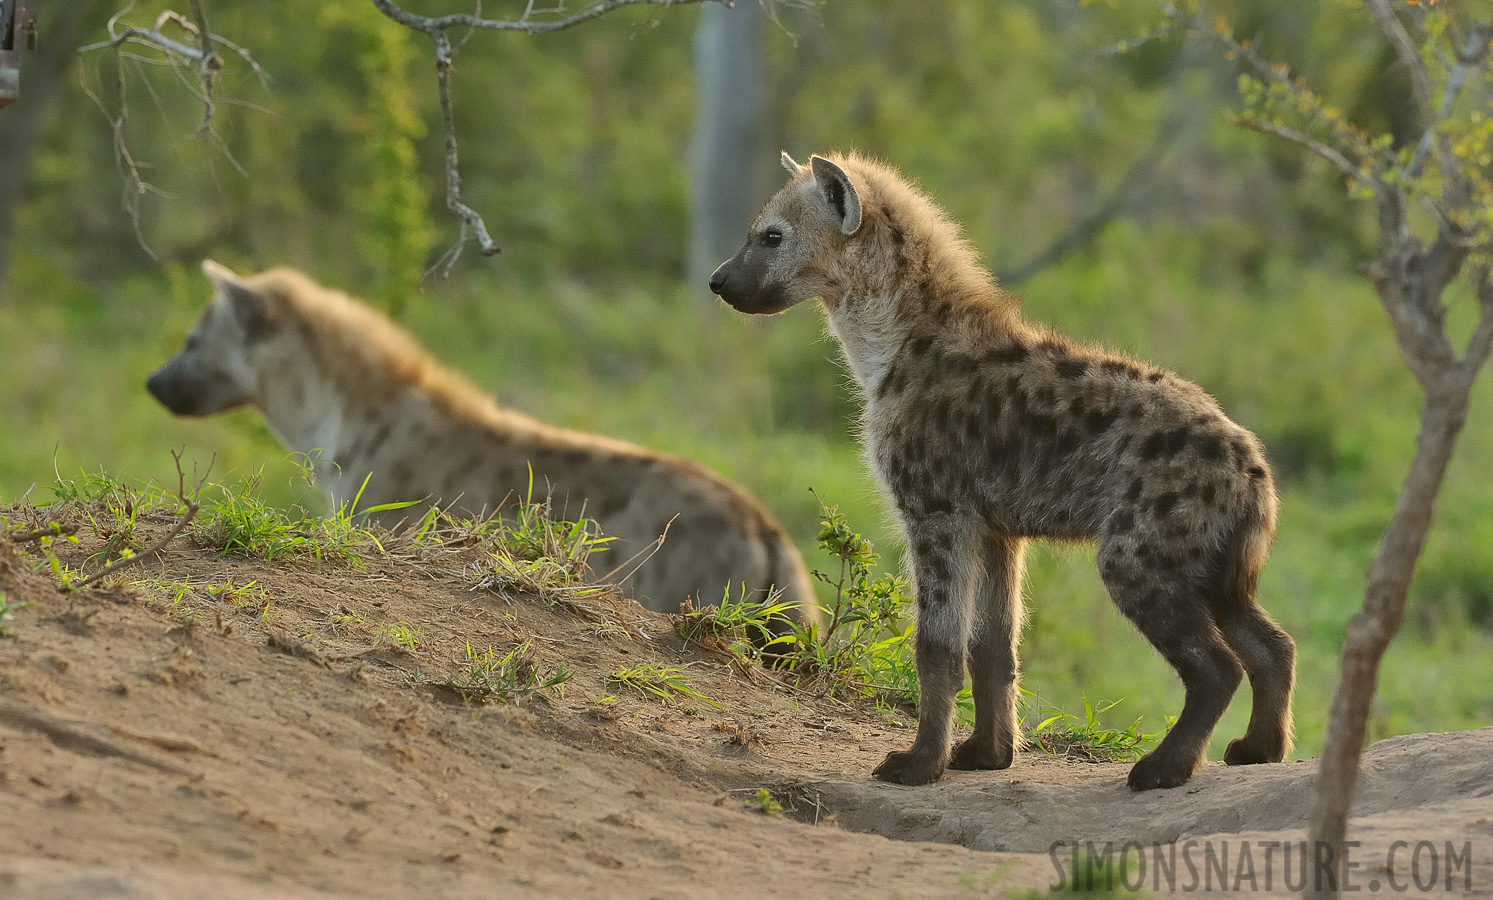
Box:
(873, 516), (979, 786)
(950, 532), (1025, 771)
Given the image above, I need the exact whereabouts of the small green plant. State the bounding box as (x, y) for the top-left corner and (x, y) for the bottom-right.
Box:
(773, 493), (918, 706)
(742, 788), (782, 815)
(1026, 695), (1157, 763)
(609, 661), (724, 709)
(380, 621), (422, 651)
(0, 591), (34, 636)
(442, 641), (572, 705)
(674, 584), (796, 660)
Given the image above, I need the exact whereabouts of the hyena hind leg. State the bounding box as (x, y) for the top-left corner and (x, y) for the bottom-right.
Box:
(1214, 601), (1296, 766)
(949, 533), (1025, 771)
(1100, 546), (1243, 791)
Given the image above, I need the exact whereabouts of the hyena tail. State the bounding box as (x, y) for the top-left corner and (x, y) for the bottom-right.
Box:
(1214, 478), (1296, 763)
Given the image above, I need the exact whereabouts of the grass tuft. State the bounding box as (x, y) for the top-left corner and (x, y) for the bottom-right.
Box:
(441, 640), (572, 705)
(609, 661), (723, 709)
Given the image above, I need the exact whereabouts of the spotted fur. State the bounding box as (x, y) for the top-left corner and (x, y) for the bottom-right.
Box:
(148, 261), (818, 624)
(711, 153), (1295, 790)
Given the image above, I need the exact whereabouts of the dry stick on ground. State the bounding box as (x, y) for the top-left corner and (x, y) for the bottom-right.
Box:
(63, 450), (211, 592)
(1178, 5), (1493, 895)
(368, 0), (774, 276)
(8, 523), (81, 544)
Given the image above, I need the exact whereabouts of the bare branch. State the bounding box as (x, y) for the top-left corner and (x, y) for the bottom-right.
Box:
(79, 4), (267, 256)
(7, 523), (80, 544)
(187, 0), (220, 137)
(1364, 0), (1434, 118)
(372, 0), (712, 37)
(1234, 116), (1367, 185)
(370, 0), (734, 270)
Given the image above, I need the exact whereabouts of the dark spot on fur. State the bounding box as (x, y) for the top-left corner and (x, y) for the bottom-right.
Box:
(1201, 483), (1217, 504)
(1153, 492), (1178, 518)
(1146, 371), (1165, 383)
(1100, 360), (1142, 380)
(890, 224), (905, 245)
(986, 343), (1029, 365)
(1084, 406), (1120, 435)
(1248, 465), (1267, 479)
(1055, 358), (1089, 379)
(1036, 339), (1066, 355)
(1197, 433), (1226, 461)
(909, 335), (934, 358)
(1110, 510), (1135, 533)
(1140, 426), (1191, 461)
(1126, 478), (1145, 502)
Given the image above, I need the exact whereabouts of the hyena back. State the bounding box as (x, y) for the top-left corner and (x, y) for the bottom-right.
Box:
(147, 261), (817, 624)
(710, 152), (1295, 790)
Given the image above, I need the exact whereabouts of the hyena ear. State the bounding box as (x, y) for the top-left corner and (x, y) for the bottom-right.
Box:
(202, 259), (276, 341)
(780, 151), (806, 176)
(809, 155), (862, 235)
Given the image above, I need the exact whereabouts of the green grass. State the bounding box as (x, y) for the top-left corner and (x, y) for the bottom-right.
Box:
(609, 661), (723, 710)
(441, 640), (572, 705)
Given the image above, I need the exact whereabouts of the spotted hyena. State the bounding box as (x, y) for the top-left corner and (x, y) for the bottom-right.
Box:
(710, 153), (1295, 790)
(147, 261), (818, 625)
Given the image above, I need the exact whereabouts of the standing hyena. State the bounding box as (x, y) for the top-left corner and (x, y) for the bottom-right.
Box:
(147, 261), (817, 623)
(710, 152), (1296, 790)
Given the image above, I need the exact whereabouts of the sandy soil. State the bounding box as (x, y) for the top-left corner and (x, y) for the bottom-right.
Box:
(0, 505), (1488, 899)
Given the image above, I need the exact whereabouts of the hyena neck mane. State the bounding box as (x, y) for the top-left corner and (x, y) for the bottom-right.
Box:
(818, 156), (1021, 395)
(245, 270), (509, 473)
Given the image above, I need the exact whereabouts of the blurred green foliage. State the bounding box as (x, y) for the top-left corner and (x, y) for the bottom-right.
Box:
(2, 0), (1490, 756)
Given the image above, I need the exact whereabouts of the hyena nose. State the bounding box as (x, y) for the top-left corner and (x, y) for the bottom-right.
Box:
(708, 267), (728, 295)
(145, 368), (167, 402)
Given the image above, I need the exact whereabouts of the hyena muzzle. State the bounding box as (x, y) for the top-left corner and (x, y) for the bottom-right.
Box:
(711, 152), (1296, 790)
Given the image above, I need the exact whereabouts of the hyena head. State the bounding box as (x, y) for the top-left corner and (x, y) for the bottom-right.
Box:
(709, 152), (863, 314)
(146, 260), (283, 417)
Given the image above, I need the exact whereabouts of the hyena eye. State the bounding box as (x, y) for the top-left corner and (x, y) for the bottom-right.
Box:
(761, 228), (783, 248)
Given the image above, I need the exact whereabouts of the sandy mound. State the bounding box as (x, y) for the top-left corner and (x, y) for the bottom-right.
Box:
(0, 506), (1488, 898)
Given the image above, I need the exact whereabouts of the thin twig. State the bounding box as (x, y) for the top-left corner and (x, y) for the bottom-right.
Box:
(8, 523), (80, 544)
(64, 451), (209, 592)
(1363, 0), (1434, 117)
(1234, 116), (1369, 185)
(187, 0), (220, 138)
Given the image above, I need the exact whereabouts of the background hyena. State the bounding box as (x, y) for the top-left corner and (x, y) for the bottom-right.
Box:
(710, 152), (1296, 790)
(147, 261), (817, 624)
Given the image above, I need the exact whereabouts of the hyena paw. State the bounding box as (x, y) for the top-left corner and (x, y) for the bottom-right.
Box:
(872, 747), (946, 785)
(948, 736), (1015, 771)
(1126, 752), (1195, 792)
(1223, 734), (1285, 766)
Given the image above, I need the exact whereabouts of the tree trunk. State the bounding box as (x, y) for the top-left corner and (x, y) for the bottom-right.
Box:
(686, 0), (763, 297)
(1306, 361), (1478, 898)
(0, 0), (115, 299)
